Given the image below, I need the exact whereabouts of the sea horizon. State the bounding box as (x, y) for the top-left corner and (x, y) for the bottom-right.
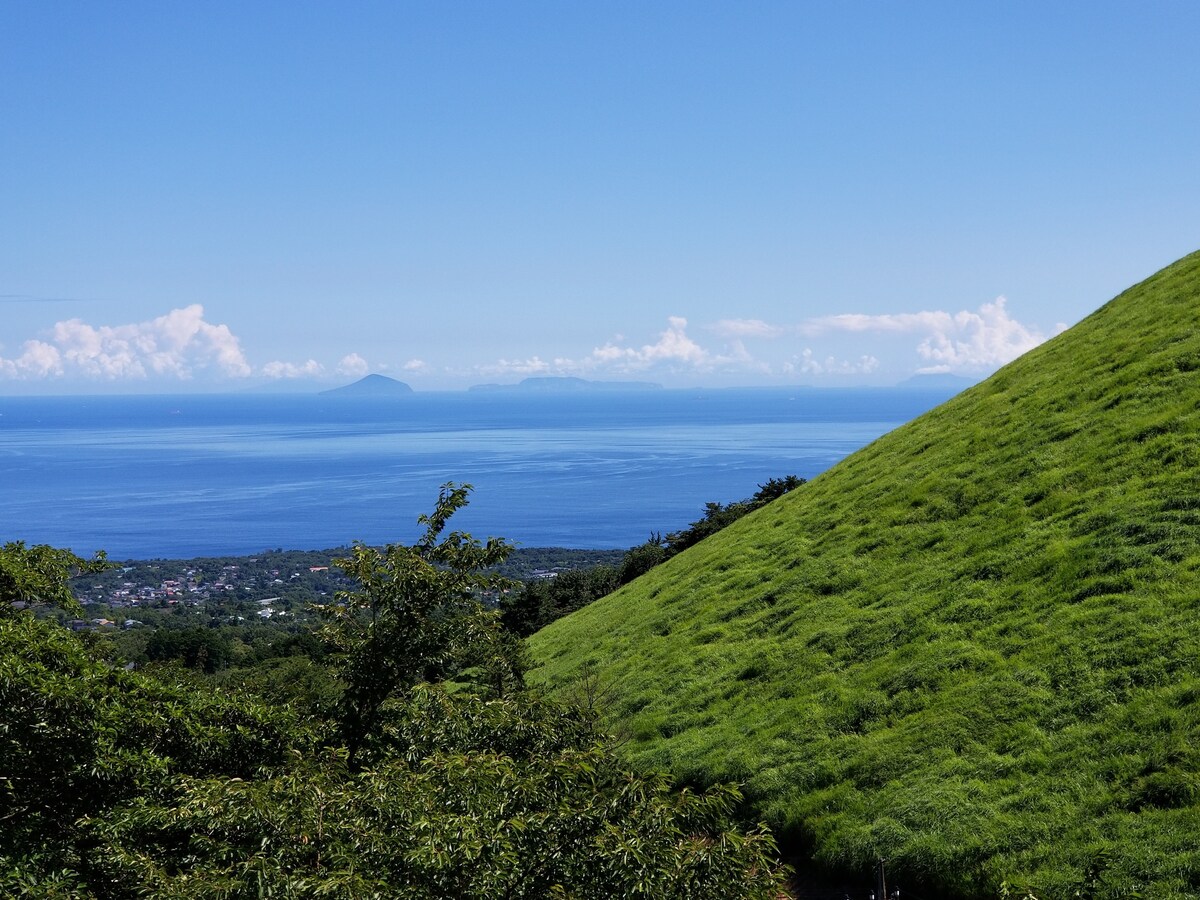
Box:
(1, 385), (961, 559)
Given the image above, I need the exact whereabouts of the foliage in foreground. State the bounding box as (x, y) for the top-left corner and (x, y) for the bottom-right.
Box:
(0, 514), (787, 898)
(1, 540), (109, 618)
(315, 482), (521, 768)
(87, 690), (782, 899)
(529, 250), (1200, 898)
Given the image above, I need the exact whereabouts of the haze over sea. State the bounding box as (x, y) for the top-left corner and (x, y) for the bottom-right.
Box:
(0, 387), (957, 559)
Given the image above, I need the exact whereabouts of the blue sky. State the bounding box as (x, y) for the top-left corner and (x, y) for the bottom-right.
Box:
(3, 1), (1198, 392)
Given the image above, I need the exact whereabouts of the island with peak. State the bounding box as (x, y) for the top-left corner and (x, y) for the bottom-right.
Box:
(320, 374), (413, 397)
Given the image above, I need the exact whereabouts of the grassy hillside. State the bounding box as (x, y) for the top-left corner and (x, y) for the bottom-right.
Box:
(529, 251), (1200, 898)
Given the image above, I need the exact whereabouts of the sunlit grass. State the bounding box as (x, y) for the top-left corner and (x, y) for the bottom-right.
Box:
(529, 251), (1200, 898)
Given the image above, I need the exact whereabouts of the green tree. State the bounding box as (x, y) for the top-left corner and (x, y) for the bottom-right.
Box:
(665, 476), (805, 557)
(0, 612), (296, 890)
(144, 626), (234, 673)
(618, 533), (668, 586)
(750, 474), (804, 504)
(315, 482), (518, 768)
(620, 476), (806, 584)
(0, 540), (109, 617)
(90, 687), (788, 899)
(2, 529), (789, 898)
(501, 565), (619, 637)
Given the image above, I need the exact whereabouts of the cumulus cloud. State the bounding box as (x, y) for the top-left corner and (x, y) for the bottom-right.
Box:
(262, 359), (324, 379)
(473, 317), (770, 381)
(587, 317), (712, 371)
(807, 297), (1050, 371)
(466, 303), (1050, 385)
(402, 359), (429, 372)
(336, 353), (370, 377)
(0, 304), (252, 381)
(784, 349), (880, 376)
(0, 340), (63, 378)
(912, 299), (1056, 370)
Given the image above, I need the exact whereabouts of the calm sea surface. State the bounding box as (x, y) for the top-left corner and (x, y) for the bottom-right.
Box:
(0, 388), (956, 559)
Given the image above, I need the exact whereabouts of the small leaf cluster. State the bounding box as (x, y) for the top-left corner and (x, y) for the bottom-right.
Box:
(1, 540), (110, 618)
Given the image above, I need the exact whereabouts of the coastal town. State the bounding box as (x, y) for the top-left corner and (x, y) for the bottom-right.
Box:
(64, 546), (625, 632)
(65, 549), (348, 631)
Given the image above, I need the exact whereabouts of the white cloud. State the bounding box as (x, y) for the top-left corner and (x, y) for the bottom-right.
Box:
(912, 298), (1048, 370)
(337, 353), (370, 377)
(586, 316), (712, 371)
(784, 349), (880, 376)
(472, 317), (771, 382)
(402, 359), (428, 373)
(806, 297), (1049, 371)
(0, 304), (252, 381)
(262, 359), (324, 379)
(0, 340), (64, 378)
(462, 301), (1048, 386)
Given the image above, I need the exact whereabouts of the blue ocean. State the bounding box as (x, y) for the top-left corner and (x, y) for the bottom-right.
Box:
(0, 387), (957, 559)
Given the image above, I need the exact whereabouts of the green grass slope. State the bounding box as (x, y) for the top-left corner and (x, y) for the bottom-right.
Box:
(529, 251), (1200, 899)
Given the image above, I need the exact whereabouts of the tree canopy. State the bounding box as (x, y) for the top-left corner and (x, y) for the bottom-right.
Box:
(0, 489), (787, 898)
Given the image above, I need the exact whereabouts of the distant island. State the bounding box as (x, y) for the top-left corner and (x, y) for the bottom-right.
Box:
(320, 374), (413, 396)
(469, 376), (662, 393)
